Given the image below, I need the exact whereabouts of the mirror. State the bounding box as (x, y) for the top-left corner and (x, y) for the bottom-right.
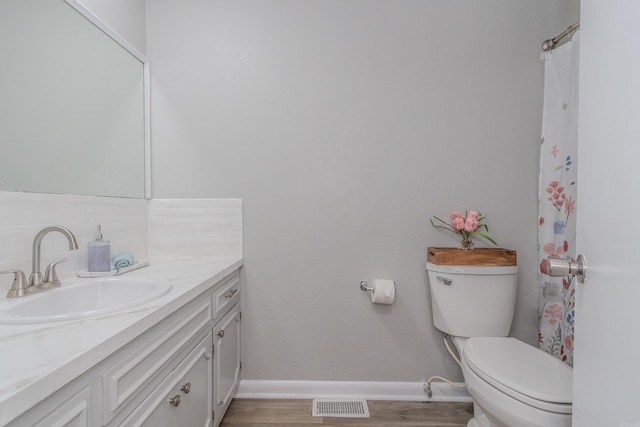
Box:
(0, 0), (149, 198)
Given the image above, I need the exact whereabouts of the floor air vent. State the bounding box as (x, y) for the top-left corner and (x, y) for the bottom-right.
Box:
(312, 399), (370, 418)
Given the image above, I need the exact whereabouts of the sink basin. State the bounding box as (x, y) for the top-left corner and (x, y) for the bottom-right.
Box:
(0, 277), (172, 324)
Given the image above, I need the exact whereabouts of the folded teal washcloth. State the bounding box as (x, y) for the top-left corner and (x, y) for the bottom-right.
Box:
(114, 252), (134, 270)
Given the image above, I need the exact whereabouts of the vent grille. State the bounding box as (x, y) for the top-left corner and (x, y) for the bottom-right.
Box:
(312, 399), (370, 418)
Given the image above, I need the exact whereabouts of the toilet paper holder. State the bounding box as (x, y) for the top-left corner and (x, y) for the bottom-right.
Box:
(360, 279), (396, 305)
(360, 280), (374, 292)
(360, 280), (396, 292)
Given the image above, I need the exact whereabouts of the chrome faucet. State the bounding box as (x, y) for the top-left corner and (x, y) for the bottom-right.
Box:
(30, 226), (79, 287)
(0, 226), (78, 298)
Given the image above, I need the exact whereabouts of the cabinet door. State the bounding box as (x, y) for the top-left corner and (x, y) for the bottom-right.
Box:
(213, 304), (240, 426)
(176, 332), (213, 427)
(121, 332), (212, 427)
(138, 394), (178, 427)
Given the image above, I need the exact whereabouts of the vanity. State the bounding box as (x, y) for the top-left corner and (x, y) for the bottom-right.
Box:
(0, 257), (242, 427)
(0, 1), (243, 425)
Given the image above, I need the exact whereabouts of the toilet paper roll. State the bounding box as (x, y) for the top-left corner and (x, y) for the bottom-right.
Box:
(370, 279), (396, 304)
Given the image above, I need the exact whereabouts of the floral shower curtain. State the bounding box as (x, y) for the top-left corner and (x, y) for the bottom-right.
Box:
(538, 32), (579, 366)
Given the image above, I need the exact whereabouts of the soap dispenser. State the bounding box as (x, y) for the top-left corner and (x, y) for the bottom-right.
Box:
(88, 225), (111, 272)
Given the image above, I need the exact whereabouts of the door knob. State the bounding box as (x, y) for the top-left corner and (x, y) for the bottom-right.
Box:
(547, 254), (587, 283)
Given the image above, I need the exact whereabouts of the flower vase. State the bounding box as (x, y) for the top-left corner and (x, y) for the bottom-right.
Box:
(553, 220), (567, 234)
(461, 239), (474, 250)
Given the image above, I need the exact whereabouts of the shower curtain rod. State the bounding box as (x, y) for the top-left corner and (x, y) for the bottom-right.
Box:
(542, 21), (580, 51)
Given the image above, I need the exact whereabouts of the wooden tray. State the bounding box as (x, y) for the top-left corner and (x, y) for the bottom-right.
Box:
(427, 247), (517, 266)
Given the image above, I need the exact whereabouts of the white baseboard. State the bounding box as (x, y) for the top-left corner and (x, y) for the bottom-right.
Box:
(236, 380), (471, 402)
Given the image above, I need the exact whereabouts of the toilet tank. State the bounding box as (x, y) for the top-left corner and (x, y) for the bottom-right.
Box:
(427, 263), (518, 338)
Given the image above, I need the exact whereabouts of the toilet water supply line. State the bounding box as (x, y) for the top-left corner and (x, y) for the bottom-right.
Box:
(424, 333), (466, 398)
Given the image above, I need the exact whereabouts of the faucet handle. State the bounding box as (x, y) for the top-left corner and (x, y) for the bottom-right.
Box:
(1, 269), (30, 298)
(43, 258), (68, 288)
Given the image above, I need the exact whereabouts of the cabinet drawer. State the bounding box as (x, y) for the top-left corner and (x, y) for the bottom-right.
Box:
(213, 272), (239, 318)
(33, 387), (92, 427)
(102, 298), (212, 423)
(9, 386), (93, 427)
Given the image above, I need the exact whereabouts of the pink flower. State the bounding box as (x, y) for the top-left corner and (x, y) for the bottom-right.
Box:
(546, 181), (567, 211)
(544, 304), (563, 325)
(565, 196), (576, 216)
(464, 217), (478, 232)
(564, 335), (573, 351)
(431, 209), (496, 248)
(452, 217), (465, 231)
(543, 242), (565, 257)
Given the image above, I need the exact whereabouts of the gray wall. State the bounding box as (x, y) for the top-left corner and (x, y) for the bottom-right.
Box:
(147, 0), (579, 382)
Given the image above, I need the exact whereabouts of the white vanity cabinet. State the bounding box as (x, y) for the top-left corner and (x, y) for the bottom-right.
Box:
(4, 268), (241, 427)
(119, 273), (241, 427)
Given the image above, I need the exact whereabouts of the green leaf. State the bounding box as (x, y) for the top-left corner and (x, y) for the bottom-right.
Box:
(431, 216), (455, 231)
(470, 231), (498, 246)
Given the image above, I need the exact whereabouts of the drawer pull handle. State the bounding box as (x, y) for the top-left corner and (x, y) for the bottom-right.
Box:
(217, 330), (225, 338)
(180, 382), (191, 394)
(223, 288), (238, 299)
(169, 395), (181, 407)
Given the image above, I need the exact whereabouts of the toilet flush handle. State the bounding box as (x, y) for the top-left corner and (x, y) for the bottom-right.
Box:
(547, 255), (587, 283)
(436, 276), (452, 286)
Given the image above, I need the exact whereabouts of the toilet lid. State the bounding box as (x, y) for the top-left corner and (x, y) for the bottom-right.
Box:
(463, 337), (573, 410)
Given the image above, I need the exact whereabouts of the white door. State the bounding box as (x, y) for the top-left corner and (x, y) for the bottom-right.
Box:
(573, 1), (640, 425)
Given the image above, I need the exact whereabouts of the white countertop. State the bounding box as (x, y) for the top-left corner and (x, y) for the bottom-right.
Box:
(0, 257), (243, 426)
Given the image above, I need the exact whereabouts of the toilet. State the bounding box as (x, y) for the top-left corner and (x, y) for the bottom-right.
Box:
(426, 262), (573, 427)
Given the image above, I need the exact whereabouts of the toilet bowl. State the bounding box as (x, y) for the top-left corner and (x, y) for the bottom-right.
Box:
(455, 336), (572, 427)
(426, 262), (573, 427)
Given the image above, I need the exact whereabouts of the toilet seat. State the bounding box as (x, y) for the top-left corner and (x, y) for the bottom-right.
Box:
(463, 337), (573, 414)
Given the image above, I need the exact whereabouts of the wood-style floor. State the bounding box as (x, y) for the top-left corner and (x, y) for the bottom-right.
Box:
(220, 399), (474, 426)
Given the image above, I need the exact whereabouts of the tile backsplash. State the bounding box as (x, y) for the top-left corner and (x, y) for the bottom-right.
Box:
(0, 192), (243, 298)
(0, 192), (148, 296)
(149, 199), (243, 260)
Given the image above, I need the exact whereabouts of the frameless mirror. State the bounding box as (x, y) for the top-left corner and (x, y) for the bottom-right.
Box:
(0, 0), (149, 198)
